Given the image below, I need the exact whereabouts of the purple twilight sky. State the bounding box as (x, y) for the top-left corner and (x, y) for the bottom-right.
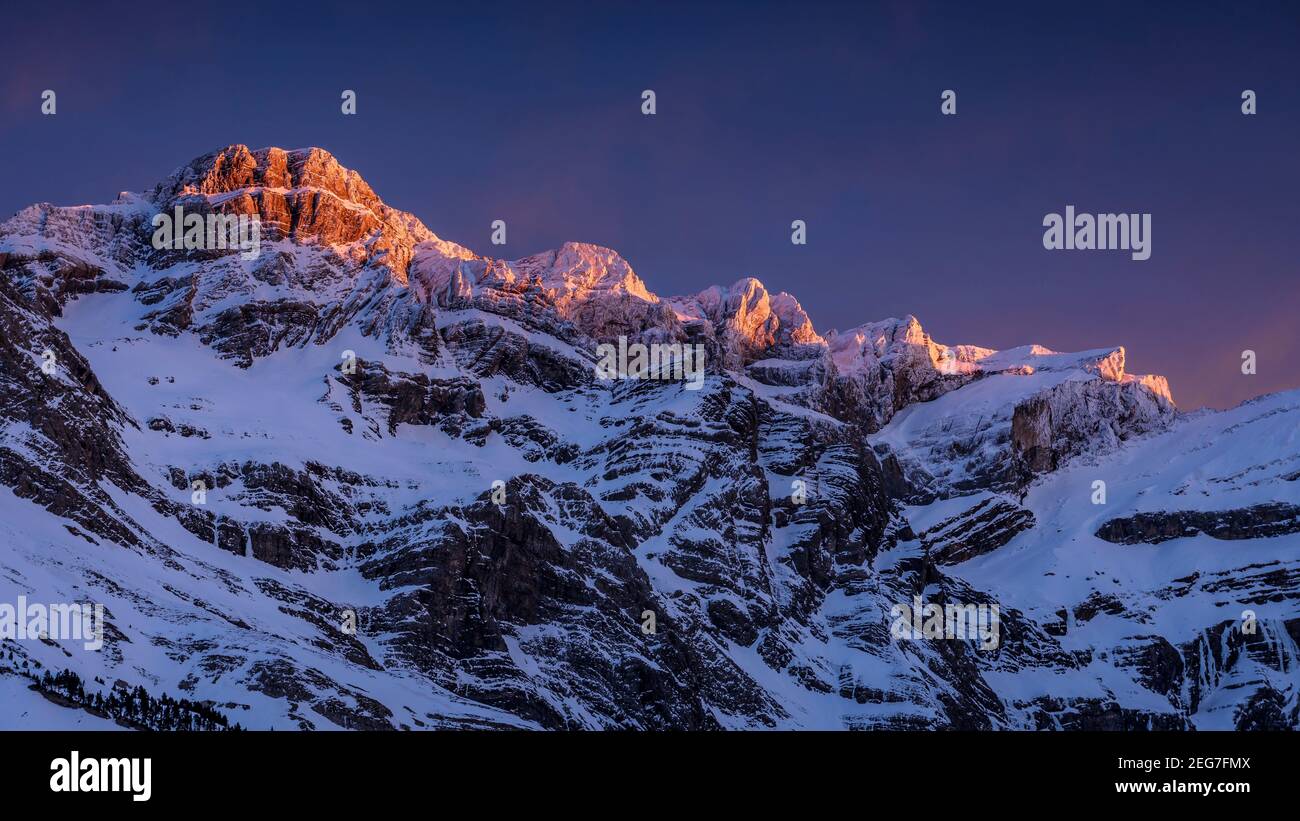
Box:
(2, 0), (1297, 409)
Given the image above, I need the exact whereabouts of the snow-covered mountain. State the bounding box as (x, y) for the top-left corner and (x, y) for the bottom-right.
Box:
(1, 145), (1295, 729)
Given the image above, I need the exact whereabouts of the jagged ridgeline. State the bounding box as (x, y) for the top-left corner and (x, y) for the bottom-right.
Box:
(0, 145), (1296, 730)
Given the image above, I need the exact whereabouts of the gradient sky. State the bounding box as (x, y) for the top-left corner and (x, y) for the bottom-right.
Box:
(2, 0), (1297, 409)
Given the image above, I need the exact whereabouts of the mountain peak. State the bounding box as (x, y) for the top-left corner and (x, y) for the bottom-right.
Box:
(151, 145), (383, 213)
(136, 145), (443, 286)
(513, 241), (655, 302)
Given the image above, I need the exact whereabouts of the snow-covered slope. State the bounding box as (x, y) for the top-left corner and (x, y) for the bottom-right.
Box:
(0, 145), (1294, 729)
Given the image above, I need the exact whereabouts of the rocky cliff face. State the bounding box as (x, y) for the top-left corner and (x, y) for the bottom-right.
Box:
(0, 145), (1295, 730)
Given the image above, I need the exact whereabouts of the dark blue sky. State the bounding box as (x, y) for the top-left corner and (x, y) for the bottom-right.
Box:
(2, 0), (1297, 408)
